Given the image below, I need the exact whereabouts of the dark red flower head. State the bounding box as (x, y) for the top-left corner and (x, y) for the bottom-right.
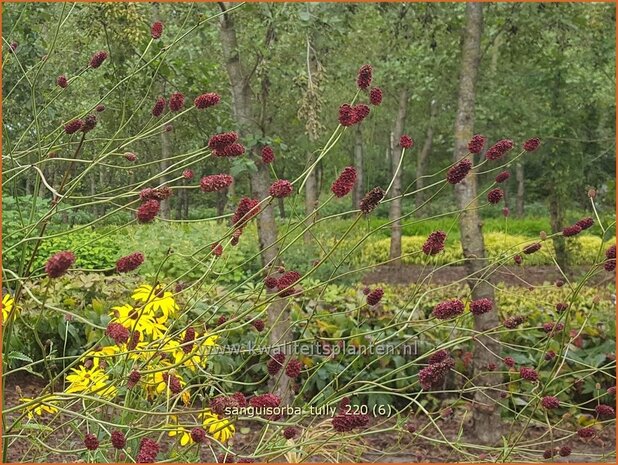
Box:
(559, 446), (571, 457)
(182, 169), (194, 180)
(151, 21), (164, 39)
(523, 242), (542, 255)
(577, 427), (595, 439)
(95, 104), (105, 112)
(541, 396), (560, 409)
(111, 431), (126, 449)
(576, 217), (594, 230)
(495, 171), (510, 183)
(45, 251), (76, 278)
(116, 252), (144, 273)
(211, 243), (223, 257)
(595, 404), (615, 418)
(269, 180), (293, 198)
(485, 139), (514, 161)
(136, 199), (160, 223)
(200, 174), (233, 193)
(89, 51), (108, 69)
(562, 224), (582, 237)
(283, 426), (299, 439)
(285, 358), (302, 378)
(503, 356), (515, 368)
(151, 97), (166, 117)
(215, 142), (246, 157)
(369, 87), (383, 105)
(338, 104), (357, 127)
(331, 166), (357, 198)
(182, 327), (196, 353)
(261, 146), (275, 164)
(356, 64), (373, 90)
(127, 370), (141, 389)
(208, 132), (239, 151)
(354, 104), (370, 123)
(468, 134), (486, 154)
(277, 271), (301, 296)
(169, 92), (185, 112)
(106, 322), (130, 346)
(487, 188), (504, 204)
(366, 288), (384, 306)
(81, 114), (97, 133)
(400, 135), (414, 149)
(504, 315), (525, 329)
(446, 159), (472, 184)
(84, 433), (99, 451)
(252, 319), (265, 332)
(470, 298), (493, 315)
(64, 119), (84, 134)
(136, 438), (159, 463)
(422, 230), (447, 256)
(332, 412), (370, 432)
(232, 197), (260, 227)
(432, 299), (465, 320)
(249, 393), (281, 409)
(519, 366), (539, 382)
(523, 137), (540, 152)
(264, 276), (278, 289)
(57, 75), (68, 88)
(606, 244), (616, 260)
(359, 187), (385, 214)
(194, 92), (221, 109)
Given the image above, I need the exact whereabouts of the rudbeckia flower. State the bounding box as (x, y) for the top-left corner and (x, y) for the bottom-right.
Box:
(200, 409), (235, 443)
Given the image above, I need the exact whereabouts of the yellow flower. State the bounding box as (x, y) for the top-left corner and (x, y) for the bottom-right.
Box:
(1, 294), (18, 322)
(167, 416), (194, 446)
(149, 370), (190, 405)
(19, 396), (60, 419)
(82, 345), (121, 369)
(132, 284), (178, 322)
(200, 409), (235, 443)
(110, 304), (168, 339)
(65, 365), (117, 399)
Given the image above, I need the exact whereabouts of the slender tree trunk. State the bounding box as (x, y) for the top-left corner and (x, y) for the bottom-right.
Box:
(515, 162), (524, 217)
(452, 3), (501, 444)
(416, 99), (438, 212)
(352, 125), (364, 210)
(216, 189), (228, 224)
(549, 191), (568, 272)
(304, 152), (318, 242)
(389, 89), (408, 263)
(159, 125), (171, 220)
(219, 2), (291, 401)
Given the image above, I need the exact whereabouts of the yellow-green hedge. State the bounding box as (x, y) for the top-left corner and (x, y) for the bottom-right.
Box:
(350, 233), (614, 267)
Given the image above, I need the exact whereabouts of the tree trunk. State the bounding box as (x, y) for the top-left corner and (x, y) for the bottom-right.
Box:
(549, 191), (568, 272)
(515, 162), (524, 217)
(352, 125), (364, 210)
(416, 99), (438, 212)
(452, 2), (501, 445)
(159, 124), (171, 220)
(304, 153), (318, 243)
(389, 90), (408, 263)
(216, 189), (228, 224)
(219, 2), (291, 402)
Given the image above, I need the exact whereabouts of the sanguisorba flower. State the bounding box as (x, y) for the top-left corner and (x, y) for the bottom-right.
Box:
(422, 230), (447, 256)
(136, 199), (160, 223)
(366, 288), (384, 306)
(45, 251), (75, 278)
(338, 104), (357, 127)
(495, 171), (510, 183)
(232, 197), (260, 227)
(356, 64), (372, 90)
(136, 438), (159, 463)
(269, 179), (293, 198)
(151, 96), (166, 117)
(81, 114), (97, 133)
(400, 135), (414, 149)
(331, 166), (357, 198)
(200, 174), (233, 193)
(487, 188), (504, 204)
(89, 50), (108, 69)
(57, 75), (68, 88)
(446, 159), (472, 184)
(285, 358), (302, 378)
(523, 137), (540, 152)
(194, 92), (221, 109)
(562, 224), (582, 237)
(261, 146), (275, 164)
(432, 299), (465, 320)
(116, 252), (144, 273)
(169, 92), (185, 112)
(208, 131), (238, 151)
(84, 433), (99, 451)
(369, 87), (382, 105)
(359, 187), (385, 214)
(151, 21), (164, 39)
(576, 217), (594, 230)
(468, 134), (486, 154)
(485, 139), (514, 161)
(200, 409), (236, 443)
(64, 119), (84, 134)
(470, 298), (493, 315)
(111, 431), (126, 449)
(523, 242), (542, 255)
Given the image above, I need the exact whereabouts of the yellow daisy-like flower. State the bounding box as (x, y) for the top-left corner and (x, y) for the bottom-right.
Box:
(1, 294), (17, 323)
(200, 409), (235, 443)
(110, 304), (168, 339)
(65, 365), (117, 399)
(149, 370), (190, 405)
(167, 416), (194, 447)
(19, 396), (60, 419)
(82, 344), (121, 369)
(132, 284), (178, 322)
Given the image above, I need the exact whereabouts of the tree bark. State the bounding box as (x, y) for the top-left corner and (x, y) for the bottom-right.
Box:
(389, 89), (408, 264)
(304, 153), (318, 243)
(549, 190), (568, 272)
(515, 162), (524, 217)
(219, 2), (291, 401)
(452, 3), (501, 445)
(352, 125), (364, 210)
(416, 99), (438, 212)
